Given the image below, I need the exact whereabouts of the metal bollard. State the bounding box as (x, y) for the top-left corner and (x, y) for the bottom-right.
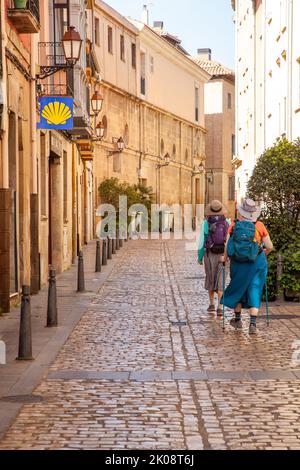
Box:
(77, 251), (85, 292)
(102, 238), (107, 265)
(116, 233), (120, 250)
(112, 237), (116, 255)
(47, 267), (57, 327)
(17, 285), (33, 360)
(95, 240), (101, 272)
(107, 237), (112, 260)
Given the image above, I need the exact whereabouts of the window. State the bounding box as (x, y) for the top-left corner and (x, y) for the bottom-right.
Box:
(228, 93), (232, 109)
(131, 43), (136, 68)
(140, 52), (146, 95)
(172, 144), (176, 160)
(160, 139), (164, 156)
(231, 134), (236, 157)
(108, 26), (113, 54)
(94, 17), (100, 46)
(195, 86), (199, 122)
(228, 176), (235, 201)
(120, 35), (125, 61)
(63, 150), (68, 222)
(150, 56), (154, 73)
(53, 0), (70, 65)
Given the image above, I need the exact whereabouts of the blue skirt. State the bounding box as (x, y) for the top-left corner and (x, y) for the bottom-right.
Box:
(221, 252), (268, 309)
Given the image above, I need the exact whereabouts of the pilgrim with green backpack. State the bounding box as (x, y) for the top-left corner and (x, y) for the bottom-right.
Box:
(221, 199), (274, 335)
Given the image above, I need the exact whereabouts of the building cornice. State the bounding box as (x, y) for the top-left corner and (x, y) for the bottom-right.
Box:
(139, 27), (211, 83)
(95, 0), (139, 36)
(101, 79), (206, 134)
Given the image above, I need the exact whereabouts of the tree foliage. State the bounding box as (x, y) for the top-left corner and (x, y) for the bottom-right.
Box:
(247, 139), (300, 298)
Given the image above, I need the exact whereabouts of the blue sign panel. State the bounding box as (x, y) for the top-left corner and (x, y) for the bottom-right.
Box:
(37, 96), (73, 130)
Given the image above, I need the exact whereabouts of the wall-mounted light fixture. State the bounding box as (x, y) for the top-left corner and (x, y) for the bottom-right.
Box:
(156, 152), (170, 169)
(37, 26), (82, 80)
(108, 137), (125, 156)
(191, 161), (205, 176)
(91, 89), (104, 116)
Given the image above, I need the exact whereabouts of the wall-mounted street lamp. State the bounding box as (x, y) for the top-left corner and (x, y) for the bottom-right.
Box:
(108, 137), (125, 156)
(91, 121), (105, 142)
(156, 152), (170, 169)
(91, 90), (104, 116)
(37, 26), (83, 80)
(191, 161), (205, 176)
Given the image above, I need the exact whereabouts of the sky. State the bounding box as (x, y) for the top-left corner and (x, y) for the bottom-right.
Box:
(103, 0), (235, 69)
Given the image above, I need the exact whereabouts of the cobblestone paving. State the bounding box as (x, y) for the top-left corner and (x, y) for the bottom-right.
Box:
(0, 238), (300, 450)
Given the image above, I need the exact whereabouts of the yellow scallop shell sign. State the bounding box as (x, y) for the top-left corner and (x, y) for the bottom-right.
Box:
(41, 101), (72, 126)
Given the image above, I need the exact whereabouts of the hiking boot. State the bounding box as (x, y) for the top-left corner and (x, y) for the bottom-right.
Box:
(216, 307), (223, 316)
(207, 304), (215, 312)
(249, 323), (257, 335)
(230, 318), (243, 329)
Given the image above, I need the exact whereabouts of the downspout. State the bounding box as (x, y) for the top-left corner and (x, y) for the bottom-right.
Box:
(0, 0), (9, 189)
(288, 0), (293, 140)
(30, 35), (37, 195)
(72, 142), (77, 263)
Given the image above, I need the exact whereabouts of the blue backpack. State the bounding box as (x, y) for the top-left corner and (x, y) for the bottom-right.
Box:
(227, 220), (260, 263)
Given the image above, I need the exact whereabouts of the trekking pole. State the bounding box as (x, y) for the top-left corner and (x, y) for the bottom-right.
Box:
(265, 280), (270, 326)
(222, 262), (226, 331)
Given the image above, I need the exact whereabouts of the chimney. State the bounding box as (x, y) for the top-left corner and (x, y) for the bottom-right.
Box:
(153, 21), (164, 30)
(197, 48), (212, 60)
(142, 5), (149, 25)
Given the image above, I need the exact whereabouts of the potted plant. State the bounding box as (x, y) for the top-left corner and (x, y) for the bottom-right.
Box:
(13, 0), (27, 8)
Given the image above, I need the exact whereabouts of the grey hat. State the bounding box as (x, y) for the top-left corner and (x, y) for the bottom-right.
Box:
(238, 198), (261, 222)
(205, 200), (227, 216)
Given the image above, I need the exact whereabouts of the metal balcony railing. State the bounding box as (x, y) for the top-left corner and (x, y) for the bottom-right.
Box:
(7, 0), (40, 33)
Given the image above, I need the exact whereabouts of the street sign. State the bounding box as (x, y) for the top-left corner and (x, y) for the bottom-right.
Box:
(37, 96), (73, 130)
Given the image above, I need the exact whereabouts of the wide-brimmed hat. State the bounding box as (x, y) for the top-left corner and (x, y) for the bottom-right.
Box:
(205, 200), (226, 216)
(237, 198), (261, 222)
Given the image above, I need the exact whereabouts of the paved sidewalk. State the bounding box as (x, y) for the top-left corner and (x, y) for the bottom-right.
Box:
(0, 240), (128, 440)
(0, 238), (299, 450)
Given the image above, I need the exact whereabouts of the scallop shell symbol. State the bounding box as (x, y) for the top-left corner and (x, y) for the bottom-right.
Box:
(42, 101), (72, 125)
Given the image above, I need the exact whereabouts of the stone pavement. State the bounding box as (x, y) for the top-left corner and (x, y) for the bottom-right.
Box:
(0, 238), (299, 450)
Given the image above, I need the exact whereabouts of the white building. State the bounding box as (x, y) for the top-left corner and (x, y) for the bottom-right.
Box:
(232, 0), (300, 200)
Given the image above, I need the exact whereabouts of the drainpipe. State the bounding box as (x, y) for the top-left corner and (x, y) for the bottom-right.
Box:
(288, 0), (293, 140)
(30, 35), (39, 294)
(30, 36), (37, 194)
(72, 142), (77, 263)
(0, 0), (8, 189)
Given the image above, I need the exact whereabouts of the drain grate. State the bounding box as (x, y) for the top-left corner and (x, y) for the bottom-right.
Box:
(171, 321), (187, 326)
(0, 394), (44, 404)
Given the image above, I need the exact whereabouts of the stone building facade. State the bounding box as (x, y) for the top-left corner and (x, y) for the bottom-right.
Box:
(0, 0), (97, 313)
(194, 49), (236, 219)
(232, 0), (300, 199)
(93, 1), (209, 230)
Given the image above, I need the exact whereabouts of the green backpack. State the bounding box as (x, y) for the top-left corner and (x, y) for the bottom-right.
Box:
(227, 220), (260, 263)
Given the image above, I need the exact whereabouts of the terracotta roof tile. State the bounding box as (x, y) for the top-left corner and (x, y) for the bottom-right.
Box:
(193, 58), (234, 78)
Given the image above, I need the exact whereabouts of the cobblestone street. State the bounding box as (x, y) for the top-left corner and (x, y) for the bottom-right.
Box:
(0, 238), (300, 450)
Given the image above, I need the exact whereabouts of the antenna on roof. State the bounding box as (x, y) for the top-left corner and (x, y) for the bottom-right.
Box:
(142, 3), (154, 25)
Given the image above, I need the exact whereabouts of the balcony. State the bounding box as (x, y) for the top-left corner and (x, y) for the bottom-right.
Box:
(7, 0), (40, 34)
